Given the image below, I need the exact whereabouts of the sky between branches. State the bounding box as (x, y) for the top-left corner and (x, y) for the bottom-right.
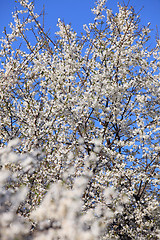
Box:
(0, 0), (160, 47)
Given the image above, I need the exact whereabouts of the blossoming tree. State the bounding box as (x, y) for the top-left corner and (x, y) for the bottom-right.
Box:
(0, 0), (160, 239)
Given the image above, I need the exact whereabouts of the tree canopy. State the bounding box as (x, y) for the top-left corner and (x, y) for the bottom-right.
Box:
(0, 0), (160, 239)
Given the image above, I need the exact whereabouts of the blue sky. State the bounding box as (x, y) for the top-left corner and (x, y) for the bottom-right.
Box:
(0, 0), (160, 46)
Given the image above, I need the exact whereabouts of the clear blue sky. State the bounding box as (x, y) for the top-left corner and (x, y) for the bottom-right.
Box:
(0, 0), (160, 46)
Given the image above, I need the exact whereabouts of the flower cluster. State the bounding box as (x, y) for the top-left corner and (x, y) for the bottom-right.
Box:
(0, 0), (159, 239)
